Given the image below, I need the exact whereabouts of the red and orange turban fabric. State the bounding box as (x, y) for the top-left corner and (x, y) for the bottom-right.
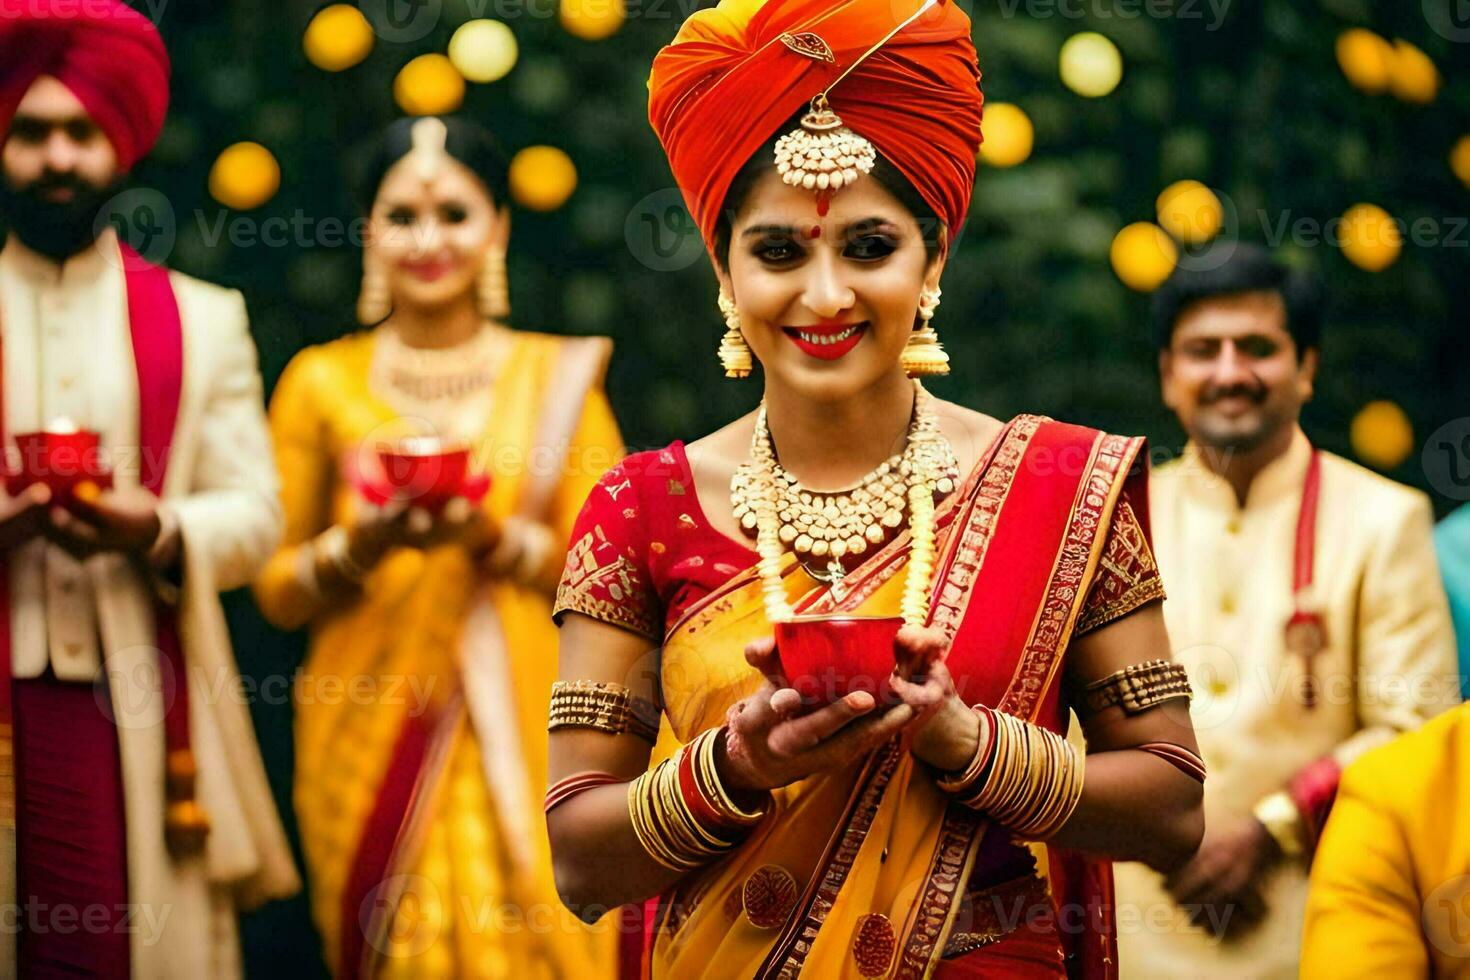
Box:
(0, 0), (171, 172)
(648, 0), (984, 256)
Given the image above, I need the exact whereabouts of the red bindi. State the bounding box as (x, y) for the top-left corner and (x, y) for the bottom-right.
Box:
(805, 225), (822, 240)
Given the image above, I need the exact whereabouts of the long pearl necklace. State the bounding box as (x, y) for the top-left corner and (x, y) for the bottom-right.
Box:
(731, 381), (958, 626)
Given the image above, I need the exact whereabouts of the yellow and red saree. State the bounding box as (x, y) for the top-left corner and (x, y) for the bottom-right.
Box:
(557, 414), (1160, 979)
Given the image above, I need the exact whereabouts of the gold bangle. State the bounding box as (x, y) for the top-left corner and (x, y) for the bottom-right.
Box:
(314, 526), (369, 585)
(692, 727), (769, 826)
(549, 680), (660, 743)
(1253, 790), (1305, 860)
(627, 749), (741, 872)
(1080, 659), (1192, 717)
(955, 710), (1084, 840)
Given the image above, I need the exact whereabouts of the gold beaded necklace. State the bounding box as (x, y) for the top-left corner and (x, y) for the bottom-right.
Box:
(731, 381), (958, 625)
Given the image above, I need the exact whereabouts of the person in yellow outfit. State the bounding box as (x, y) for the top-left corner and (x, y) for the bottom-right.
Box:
(253, 115), (622, 979)
(1113, 243), (1460, 978)
(1302, 703), (1470, 975)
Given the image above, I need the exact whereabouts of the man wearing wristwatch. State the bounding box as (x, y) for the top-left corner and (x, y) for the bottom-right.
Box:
(1112, 243), (1459, 978)
(0, 2), (298, 976)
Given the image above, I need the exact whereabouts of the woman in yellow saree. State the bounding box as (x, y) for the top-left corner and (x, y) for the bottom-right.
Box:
(548, 2), (1206, 977)
(254, 117), (620, 978)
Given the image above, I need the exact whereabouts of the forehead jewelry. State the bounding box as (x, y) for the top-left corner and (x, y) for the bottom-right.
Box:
(772, 0), (938, 217)
(406, 116), (450, 185)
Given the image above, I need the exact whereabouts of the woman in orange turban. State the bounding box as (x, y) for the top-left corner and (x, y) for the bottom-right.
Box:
(547, 2), (1207, 977)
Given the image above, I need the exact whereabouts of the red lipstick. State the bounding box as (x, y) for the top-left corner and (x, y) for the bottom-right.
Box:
(782, 320), (868, 361)
(401, 257), (457, 282)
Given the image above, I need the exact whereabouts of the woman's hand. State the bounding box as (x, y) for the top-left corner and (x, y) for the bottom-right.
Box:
(888, 626), (982, 773)
(405, 497), (501, 557)
(716, 638), (918, 799)
(347, 497), (501, 565)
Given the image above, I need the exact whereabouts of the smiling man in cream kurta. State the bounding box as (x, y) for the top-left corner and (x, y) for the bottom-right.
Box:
(1112, 245), (1459, 979)
(0, 2), (298, 977)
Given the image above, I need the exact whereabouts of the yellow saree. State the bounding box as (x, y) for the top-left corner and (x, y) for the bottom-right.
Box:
(594, 416), (1158, 979)
(256, 326), (622, 978)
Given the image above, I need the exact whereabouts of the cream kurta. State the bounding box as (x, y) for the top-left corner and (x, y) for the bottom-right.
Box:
(0, 231), (299, 977)
(1114, 426), (1459, 978)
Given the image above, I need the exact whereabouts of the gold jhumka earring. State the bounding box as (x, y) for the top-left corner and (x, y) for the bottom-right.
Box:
(902, 285), (950, 377)
(717, 289), (752, 379)
(356, 257), (391, 325)
(478, 249), (510, 320)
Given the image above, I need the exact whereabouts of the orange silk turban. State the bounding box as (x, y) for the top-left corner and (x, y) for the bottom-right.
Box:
(0, 0), (171, 172)
(648, 0), (983, 255)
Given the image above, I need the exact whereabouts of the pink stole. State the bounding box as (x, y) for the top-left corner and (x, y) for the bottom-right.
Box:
(0, 242), (187, 961)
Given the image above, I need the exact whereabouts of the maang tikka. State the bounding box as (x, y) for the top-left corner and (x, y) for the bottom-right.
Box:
(770, 0), (938, 216)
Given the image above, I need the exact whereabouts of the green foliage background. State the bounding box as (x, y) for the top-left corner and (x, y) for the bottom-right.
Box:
(27, 0), (1467, 974)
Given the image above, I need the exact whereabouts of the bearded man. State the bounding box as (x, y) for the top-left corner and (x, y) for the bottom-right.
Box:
(0, 1), (297, 976)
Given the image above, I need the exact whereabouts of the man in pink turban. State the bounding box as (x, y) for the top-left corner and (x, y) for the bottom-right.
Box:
(0, 3), (299, 976)
(0, 0), (169, 257)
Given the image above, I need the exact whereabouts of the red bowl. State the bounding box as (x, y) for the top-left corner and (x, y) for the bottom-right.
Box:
(374, 440), (471, 512)
(7, 428), (112, 500)
(773, 615), (905, 706)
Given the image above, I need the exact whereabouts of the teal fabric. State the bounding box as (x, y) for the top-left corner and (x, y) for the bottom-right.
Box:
(1435, 504), (1470, 699)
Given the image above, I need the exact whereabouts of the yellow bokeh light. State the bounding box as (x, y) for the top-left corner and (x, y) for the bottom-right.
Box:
(1060, 32), (1123, 98)
(208, 142), (280, 211)
(1389, 39), (1440, 105)
(1350, 401), (1414, 470)
(303, 4), (375, 73)
(394, 54), (466, 116)
(1335, 28), (1393, 94)
(448, 19), (518, 84)
(1451, 136), (1470, 189)
(1340, 203), (1402, 273)
(509, 146), (578, 211)
(978, 103), (1034, 168)
(1156, 180), (1223, 245)
(1110, 222), (1177, 293)
(560, 0), (625, 41)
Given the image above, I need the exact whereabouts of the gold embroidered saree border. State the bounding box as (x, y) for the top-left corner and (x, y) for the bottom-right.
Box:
(893, 431), (1145, 979)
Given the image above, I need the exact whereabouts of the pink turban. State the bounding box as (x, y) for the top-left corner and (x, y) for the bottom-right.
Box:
(0, 0), (171, 172)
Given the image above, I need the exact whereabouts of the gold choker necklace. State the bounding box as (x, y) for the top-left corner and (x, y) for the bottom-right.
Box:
(730, 381), (958, 624)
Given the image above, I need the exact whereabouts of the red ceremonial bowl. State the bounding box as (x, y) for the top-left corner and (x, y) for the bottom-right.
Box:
(773, 615), (905, 706)
(374, 439), (472, 512)
(7, 427), (112, 501)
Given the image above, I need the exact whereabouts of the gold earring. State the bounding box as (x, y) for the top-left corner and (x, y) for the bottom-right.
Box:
(478, 248), (510, 320)
(717, 289), (752, 379)
(902, 286), (949, 377)
(357, 257), (392, 325)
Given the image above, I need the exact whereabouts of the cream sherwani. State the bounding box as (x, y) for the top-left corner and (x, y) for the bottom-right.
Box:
(0, 231), (299, 977)
(1114, 426), (1459, 979)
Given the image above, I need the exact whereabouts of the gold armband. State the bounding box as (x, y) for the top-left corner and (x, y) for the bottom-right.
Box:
(548, 680), (660, 744)
(1080, 659), (1192, 716)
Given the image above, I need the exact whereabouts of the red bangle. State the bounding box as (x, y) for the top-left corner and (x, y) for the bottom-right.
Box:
(544, 771), (622, 814)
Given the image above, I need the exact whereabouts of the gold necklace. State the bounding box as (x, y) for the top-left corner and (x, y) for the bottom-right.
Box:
(731, 381), (957, 624)
(368, 322), (508, 442)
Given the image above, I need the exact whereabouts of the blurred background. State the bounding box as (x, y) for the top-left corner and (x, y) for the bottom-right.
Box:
(13, 0), (1463, 974)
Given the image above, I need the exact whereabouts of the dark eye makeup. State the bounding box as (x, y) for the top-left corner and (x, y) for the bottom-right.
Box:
(743, 218), (903, 265)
